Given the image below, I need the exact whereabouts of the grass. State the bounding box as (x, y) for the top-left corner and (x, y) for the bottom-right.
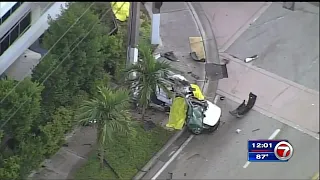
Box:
(74, 124), (174, 179)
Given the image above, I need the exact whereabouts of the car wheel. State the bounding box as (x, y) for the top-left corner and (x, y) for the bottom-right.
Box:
(191, 128), (202, 135)
(208, 119), (220, 133)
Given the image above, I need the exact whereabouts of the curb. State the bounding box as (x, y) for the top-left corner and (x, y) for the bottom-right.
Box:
(133, 2), (221, 179)
(187, 2), (221, 95)
(132, 127), (186, 180)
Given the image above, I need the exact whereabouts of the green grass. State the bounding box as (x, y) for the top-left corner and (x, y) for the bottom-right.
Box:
(74, 124), (174, 180)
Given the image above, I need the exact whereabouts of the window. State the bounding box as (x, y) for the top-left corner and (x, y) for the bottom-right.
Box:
(10, 24), (20, 45)
(0, 11), (31, 56)
(0, 35), (10, 55)
(11, 2), (23, 12)
(19, 12), (31, 34)
(0, 2), (23, 25)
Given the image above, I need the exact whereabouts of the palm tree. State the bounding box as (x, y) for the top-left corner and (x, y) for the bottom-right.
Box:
(76, 86), (132, 168)
(126, 43), (172, 121)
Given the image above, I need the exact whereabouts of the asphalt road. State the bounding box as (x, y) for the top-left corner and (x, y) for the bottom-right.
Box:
(156, 98), (319, 179)
(226, 2), (319, 91)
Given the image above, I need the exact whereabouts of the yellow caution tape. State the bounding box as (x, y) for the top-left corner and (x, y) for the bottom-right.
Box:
(311, 172), (319, 180)
(111, 2), (130, 21)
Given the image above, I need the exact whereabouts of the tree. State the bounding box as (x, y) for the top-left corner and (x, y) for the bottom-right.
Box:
(32, 2), (110, 111)
(0, 78), (43, 179)
(0, 78), (43, 147)
(126, 43), (172, 121)
(76, 86), (132, 168)
(39, 107), (73, 156)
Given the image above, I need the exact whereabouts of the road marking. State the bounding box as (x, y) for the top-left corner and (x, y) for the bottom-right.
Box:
(268, 129), (281, 139)
(243, 161), (251, 169)
(242, 129), (281, 169)
(216, 90), (319, 140)
(151, 134), (195, 180)
(213, 94), (219, 104)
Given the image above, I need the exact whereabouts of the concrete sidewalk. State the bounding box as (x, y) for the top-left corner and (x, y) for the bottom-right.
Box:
(217, 53), (319, 134)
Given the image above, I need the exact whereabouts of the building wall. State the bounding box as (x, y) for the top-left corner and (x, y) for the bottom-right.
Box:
(0, 2), (67, 78)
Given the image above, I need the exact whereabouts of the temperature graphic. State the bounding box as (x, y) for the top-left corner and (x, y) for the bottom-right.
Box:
(248, 140), (294, 162)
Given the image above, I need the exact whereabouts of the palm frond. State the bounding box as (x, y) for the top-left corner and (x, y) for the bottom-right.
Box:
(76, 86), (132, 144)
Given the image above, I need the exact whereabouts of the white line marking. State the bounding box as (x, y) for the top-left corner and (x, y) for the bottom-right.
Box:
(243, 161), (251, 168)
(216, 90), (319, 140)
(151, 135), (195, 180)
(268, 129), (281, 140)
(242, 129), (281, 169)
(213, 95), (220, 104)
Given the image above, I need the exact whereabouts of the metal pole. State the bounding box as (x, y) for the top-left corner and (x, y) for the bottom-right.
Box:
(151, 2), (162, 45)
(127, 2), (140, 67)
(282, 2), (295, 11)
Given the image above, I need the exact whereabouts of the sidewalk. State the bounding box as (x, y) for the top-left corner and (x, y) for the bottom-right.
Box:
(199, 2), (319, 136)
(217, 53), (319, 134)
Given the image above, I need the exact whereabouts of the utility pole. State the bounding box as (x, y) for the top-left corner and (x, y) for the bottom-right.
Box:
(151, 2), (162, 45)
(127, 2), (140, 68)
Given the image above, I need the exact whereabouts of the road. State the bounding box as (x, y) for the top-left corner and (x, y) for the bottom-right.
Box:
(151, 2), (319, 180)
(156, 98), (319, 179)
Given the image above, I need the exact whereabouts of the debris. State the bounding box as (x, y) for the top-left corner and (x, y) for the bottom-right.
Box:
(190, 52), (205, 62)
(229, 92), (257, 118)
(222, 58), (230, 64)
(252, 128), (260, 132)
(220, 96), (225, 101)
(82, 143), (92, 146)
(154, 53), (161, 60)
(244, 55), (258, 63)
(62, 143), (69, 147)
(312, 104), (315, 106)
(191, 73), (200, 80)
(236, 129), (241, 133)
(161, 51), (179, 61)
(205, 63), (228, 81)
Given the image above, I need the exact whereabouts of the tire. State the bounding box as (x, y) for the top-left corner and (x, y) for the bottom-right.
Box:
(191, 128), (202, 135)
(207, 119), (220, 133)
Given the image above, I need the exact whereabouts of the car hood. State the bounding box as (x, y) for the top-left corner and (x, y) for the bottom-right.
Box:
(203, 100), (221, 126)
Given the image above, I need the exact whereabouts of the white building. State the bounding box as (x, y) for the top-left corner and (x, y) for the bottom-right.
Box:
(0, 2), (67, 80)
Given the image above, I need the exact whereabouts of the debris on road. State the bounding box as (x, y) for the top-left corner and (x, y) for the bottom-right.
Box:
(189, 36), (206, 62)
(161, 51), (179, 62)
(222, 58), (230, 64)
(252, 128), (260, 132)
(220, 96), (225, 101)
(236, 129), (241, 133)
(244, 55), (258, 63)
(191, 73), (200, 80)
(229, 92), (257, 118)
